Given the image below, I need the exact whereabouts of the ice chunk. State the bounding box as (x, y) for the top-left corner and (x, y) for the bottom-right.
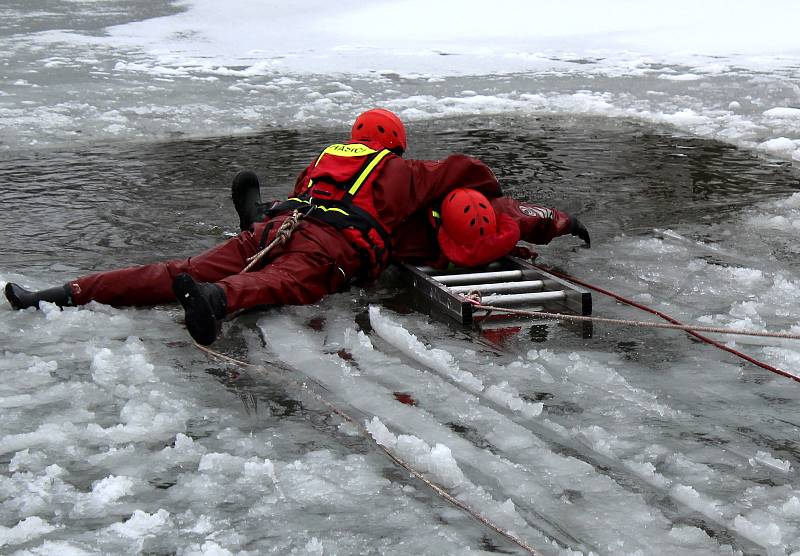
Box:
(733, 514), (782, 547)
(485, 381), (543, 418)
(764, 107), (800, 119)
(365, 417), (464, 488)
(198, 452), (247, 475)
(427, 443), (465, 489)
(304, 537), (325, 556)
(182, 541), (235, 556)
(0, 516), (57, 548)
(88, 475), (135, 505)
(107, 509), (171, 539)
(757, 137), (799, 158)
(368, 306), (483, 391)
(670, 485), (724, 520)
(365, 416), (397, 450)
(749, 451), (792, 473)
(781, 497), (800, 518)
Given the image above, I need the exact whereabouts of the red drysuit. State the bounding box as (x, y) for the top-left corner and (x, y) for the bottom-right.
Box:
(391, 196), (575, 267)
(68, 146), (501, 312)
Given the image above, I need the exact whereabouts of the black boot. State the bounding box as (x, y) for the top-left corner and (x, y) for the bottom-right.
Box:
(231, 170), (269, 232)
(5, 282), (73, 310)
(172, 273), (227, 345)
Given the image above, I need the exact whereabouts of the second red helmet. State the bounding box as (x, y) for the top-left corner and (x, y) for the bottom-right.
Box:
(351, 108), (407, 154)
(440, 188), (498, 244)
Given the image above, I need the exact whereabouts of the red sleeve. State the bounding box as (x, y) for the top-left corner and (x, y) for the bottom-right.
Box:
(374, 155), (502, 230)
(491, 197), (572, 245)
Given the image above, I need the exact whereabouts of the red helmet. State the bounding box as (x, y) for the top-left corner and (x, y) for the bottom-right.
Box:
(351, 108), (407, 154)
(440, 188), (497, 244)
(437, 188), (521, 267)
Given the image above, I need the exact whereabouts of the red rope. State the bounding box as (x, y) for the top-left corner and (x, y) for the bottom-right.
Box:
(536, 265), (800, 383)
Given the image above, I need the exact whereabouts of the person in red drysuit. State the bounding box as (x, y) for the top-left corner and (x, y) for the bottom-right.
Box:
(389, 189), (590, 269)
(4, 109), (503, 345)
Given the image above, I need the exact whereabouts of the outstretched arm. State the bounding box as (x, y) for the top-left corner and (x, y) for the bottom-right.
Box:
(491, 197), (590, 246)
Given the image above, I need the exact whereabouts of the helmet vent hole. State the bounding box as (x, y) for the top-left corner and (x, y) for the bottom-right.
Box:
(378, 125), (385, 133)
(479, 202), (487, 209)
(482, 216), (490, 223)
(393, 131), (398, 137)
(463, 206), (470, 213)
(357, 123), (364, 130)
(470, 218), (476, 227)
(479, 227), (485, 236)
(449, 193), (457, 201)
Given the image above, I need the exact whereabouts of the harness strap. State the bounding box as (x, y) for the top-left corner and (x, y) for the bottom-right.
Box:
(268, 197), (392, 249)
(241, 210), (305, 273)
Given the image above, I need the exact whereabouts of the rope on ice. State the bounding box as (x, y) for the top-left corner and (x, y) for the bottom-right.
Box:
(194, 342), (546, 556)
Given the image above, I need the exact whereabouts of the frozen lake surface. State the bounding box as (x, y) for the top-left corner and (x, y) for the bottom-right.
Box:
(2, 1), (800, 555)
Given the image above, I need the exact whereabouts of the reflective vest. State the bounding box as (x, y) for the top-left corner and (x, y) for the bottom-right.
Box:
(270, 141), (396, 280)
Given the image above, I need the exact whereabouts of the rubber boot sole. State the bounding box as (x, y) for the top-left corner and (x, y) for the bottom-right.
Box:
(172, 274), (221, 346)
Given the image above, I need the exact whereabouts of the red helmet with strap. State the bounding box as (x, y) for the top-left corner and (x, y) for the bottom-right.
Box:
(351, 109), (407, 154)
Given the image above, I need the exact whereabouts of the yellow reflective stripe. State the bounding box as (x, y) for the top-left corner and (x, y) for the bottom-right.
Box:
(315, 205), (350, 216)
(322, 143), (378, 158)
(431, 210), (440, 219)
(286, 197), (350, 216)
(306, 179), (313, 189)
(348, 149), (390, 196)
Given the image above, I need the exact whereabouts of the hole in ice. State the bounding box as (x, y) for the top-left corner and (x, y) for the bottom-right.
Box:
(478, 534), (516, 554)
(268, 395), (304, 417)
(559, 489), (584, 503)
(542, 400), (584, 416)
(446, 422), (495, 451)
(149, 477), (177, 490)
(522, 392), (554, 402)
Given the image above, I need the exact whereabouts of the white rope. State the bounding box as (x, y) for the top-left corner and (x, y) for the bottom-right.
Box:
(468, 300), (800, 341)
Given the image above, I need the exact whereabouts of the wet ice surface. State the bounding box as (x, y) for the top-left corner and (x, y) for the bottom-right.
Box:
(2, 117), (800, 555)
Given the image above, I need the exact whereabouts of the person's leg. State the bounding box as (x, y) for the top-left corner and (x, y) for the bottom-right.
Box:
(173, 222), (362, 345)
(218, 224), (361, 311)
(5, 223), (268, 310)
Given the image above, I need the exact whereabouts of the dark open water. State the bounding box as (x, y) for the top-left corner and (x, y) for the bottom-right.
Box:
(2, 115), (797, 277)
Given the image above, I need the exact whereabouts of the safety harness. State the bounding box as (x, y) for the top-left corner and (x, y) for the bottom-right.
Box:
(267, 142), (396, 281)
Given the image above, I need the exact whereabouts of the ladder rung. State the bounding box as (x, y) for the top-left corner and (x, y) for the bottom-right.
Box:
(448, 280), (545, 294)
(436, 270), (524, 286)
(479, 291), (566, 306)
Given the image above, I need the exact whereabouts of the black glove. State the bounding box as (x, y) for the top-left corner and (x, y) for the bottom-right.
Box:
(570, 216), (591, 247)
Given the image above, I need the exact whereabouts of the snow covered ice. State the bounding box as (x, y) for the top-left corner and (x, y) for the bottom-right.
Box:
(2, 0), (800, 554)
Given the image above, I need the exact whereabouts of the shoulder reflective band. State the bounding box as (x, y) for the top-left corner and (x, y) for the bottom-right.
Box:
(348, 149), (391, 196)
(431, 210), (440, 219)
